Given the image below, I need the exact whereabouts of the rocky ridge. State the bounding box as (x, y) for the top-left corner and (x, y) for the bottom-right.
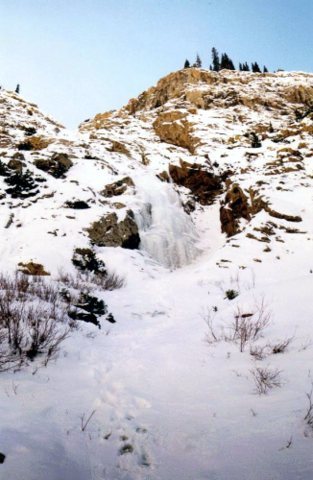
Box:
(1, 68), (313, 479)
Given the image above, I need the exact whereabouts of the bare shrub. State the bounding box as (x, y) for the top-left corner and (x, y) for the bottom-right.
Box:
(57, 269), (87, 290)
(304, 386), (313, 430)
(250, 344), (269, 360)
(80, 409), (96, 432)
(92, 271), (125, 290)
(232, 300), (271, 352)
(205, 299), (271, 352)
(251, 367), (282, 394)
(0, 272), (71, 372)
(71, 248), (125, 291)
(271, 337), (293, 354)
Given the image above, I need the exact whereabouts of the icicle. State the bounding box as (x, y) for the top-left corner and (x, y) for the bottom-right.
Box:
(134, 174), (199, 269)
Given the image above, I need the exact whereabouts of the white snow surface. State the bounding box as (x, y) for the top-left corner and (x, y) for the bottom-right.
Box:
(0, 70), (313, 479)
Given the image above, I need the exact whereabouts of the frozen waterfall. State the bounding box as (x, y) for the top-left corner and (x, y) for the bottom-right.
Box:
(134, 174), (200, 270)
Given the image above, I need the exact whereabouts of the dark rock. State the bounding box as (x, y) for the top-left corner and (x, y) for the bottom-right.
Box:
(106, 313), (116, 324)
(34, 153), (73, 178)
(65, 200), (90, 209)
(169, 160), (222, 205)
(101, 176), (135, 197)
(156, 171), (170, 182)
(0, 453), (5, 464)
(12, 152), (25, 161)
(24, 126), (37, 136)
(220, 183), (251, 237)
(7, 158), (24, 172)
(87, 210), (140, 249)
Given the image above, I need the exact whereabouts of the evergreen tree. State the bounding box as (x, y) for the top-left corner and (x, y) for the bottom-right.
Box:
(239, 63), (243, 71)
(220, 53), (235, 70)
(195, 54), (202, 68)
(15, 84), (20, 94)
(211, 47), (220, 72)
(184, 59), (190, 69)
(242, 62), (250, 71)
(251, 62), (261, 73)
(263, 65), (269, 73)
(250, 132), (262, 148)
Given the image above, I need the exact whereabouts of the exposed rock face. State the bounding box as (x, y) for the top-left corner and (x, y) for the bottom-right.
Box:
(18, 262), (50, 276)
(87, 210), (140, 249)
(34, 152), (73, 178)
(153, 111), (200, 153)
(220, 183), (251, 236)
(169, 160), (222, 205)
(108, 141), (131, 156)
(101, 176), (135, 197)
(17, 136), (52, 151)
(125, 68), (217, 113)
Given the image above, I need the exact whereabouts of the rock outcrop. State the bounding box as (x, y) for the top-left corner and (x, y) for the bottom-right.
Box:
(101, 176), (135, 197)
(153, 111), (200, 153)
(34, 152), (73, 178)
(169, 160), (222, 205)
(87, 210), (140, 249)
(220, 183), (251, 236)
(125, 68), (217, 113)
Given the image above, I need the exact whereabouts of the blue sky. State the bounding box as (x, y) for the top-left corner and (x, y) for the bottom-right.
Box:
(0, 0), (312, 128)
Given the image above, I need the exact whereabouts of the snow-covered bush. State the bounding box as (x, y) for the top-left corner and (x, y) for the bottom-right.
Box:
(0, 273), (70, 371)
(251, 367), (282, 394)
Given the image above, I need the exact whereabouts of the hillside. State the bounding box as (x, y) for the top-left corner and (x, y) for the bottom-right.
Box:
(0, 68), (313, 479)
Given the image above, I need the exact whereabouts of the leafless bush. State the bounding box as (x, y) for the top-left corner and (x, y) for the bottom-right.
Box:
(205, 299), (271, 352)
(92, 271), (125, 290)
(57, 268), (125, 292)
(57, 269), (87, 290)
(80, 409), (96, 432)
(251, 367), (282, 394)
(0, 272), (72, 372)
(271, 337), (293, 354)
(233, 300), (271, 352)
(304, 386), (313, 430)
(250, 344), (269, 360)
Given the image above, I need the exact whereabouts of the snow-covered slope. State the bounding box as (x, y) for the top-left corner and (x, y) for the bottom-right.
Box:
(1, 68), (313, 479)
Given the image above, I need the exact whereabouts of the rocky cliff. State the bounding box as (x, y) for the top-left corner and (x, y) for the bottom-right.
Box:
(1, 68), (313, 480)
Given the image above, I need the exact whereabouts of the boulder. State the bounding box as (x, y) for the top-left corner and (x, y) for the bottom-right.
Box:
(153, 111), (200, 154)
(108, 141), (131, 156)
(17, 136), (51, 151)
(220, 183), (251, 236)
(18, 262), (50, 276)
(169, 160), (222, 205)
(101, 176), (135, 197)
(7, 158), (24, 172)
(87, 210), (140, 249)
(34, 152), (73, 178)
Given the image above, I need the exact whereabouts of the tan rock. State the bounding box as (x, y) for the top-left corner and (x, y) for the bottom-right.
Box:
(108, 140), (131, 156)
(101, 176), (135, 197)
(18, 262), (50, 276)
(153, 111), (200, 153)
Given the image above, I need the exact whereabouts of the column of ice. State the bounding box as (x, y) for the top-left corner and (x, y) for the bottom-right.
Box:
(134, 174), (199, 269)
